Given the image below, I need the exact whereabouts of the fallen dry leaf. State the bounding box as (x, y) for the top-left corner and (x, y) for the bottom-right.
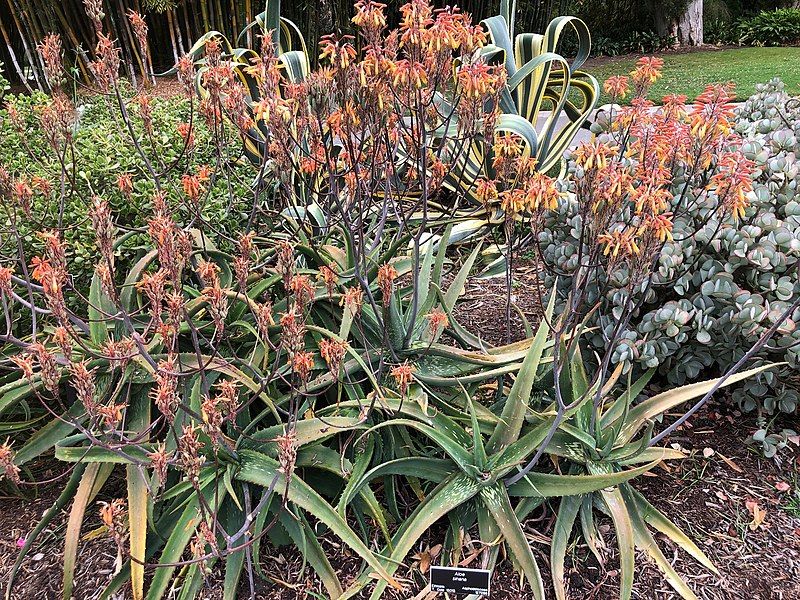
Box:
(775, 481), (791, 493)
(745, 499), (767, 531)
(717, 452), (743, 473)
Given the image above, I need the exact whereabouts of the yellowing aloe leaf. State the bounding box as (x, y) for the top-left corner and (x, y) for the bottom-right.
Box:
(63, 463), (114, 600)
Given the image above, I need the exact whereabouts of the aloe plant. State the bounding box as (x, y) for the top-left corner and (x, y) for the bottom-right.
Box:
(321, 304), (778, 600)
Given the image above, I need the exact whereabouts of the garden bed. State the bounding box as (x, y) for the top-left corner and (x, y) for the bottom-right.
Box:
(3, 265), (798, 600)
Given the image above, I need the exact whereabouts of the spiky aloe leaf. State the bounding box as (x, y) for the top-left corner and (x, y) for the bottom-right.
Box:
(363, 419), (477, 478)
(600, 488), (635, 600)
(145, 482), (226, 600)
(278, 508), (344, 598)
(63, 463), (114, 600)
(479, 483), (545, 600)
(506, 459), (659, 498)
(486, 291), (554, 454)
(629, 488), (717, 573)
(551, 494), (582, 600)
(126, 390), (151, 600)
(236, 450), (400, 590)
(620, 485), (700, 600)
(4, 464), (86, 600)
(618, 363), (782, 444)
(355, 474), (481, 600)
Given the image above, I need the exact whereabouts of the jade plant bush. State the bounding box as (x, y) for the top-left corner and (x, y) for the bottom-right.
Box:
(537, 73), (800, 424)
(0, 4), (795, 600)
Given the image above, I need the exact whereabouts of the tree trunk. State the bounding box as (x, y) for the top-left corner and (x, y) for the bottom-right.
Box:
(672, 0), (703, 46)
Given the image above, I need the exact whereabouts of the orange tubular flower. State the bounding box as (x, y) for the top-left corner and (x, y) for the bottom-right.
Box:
(524, 172), (560, 212)
(426, 308), (449, 337)
(341, 286), (364, 315)
(319, 338), (348, 375)
(377, 263), (398, 300)
(0, 266), (12, 297)
(475, 178), (499, 207)
(598, 229), (641, 258)
(603, 75), (629, 100)
(390, 361), (415, 396)
(181, 173), (203, 203)
(631, 56), (664, 86)
(319, 35), (357, 70)
(318, 263), (339, 298)
(644, 213), (674, 243)
(352, 0), (387, 33)
(291, 351), (315, 382)
(289, 274), (315, 308)
(572, 142), (617, 172)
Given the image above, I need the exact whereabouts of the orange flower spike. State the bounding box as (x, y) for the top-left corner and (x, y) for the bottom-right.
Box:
(341, 286), (364, 315)
(573, 142), (617, 172)
(426, 308), (449, 337)
(289, 274), (315, 308)
(318, 263), (339, 298)
(377, 263), (398, 300)
(0, 440), (21, 485)
(318, 338), (348, 375)
(0, 266), (13, 296)
(646, 213), (674, 243)
(352, 0), (387, 32)
(181, 173), (202, 202)
(116, 173), (133, 197)
(390, 361), (415, 396)
(631, 56), (664, 85)
(524, 172), (560, 211)
(598, 230), (641, 258)
(475, 178), (498, 207)
(29, 257), (51, 283)
(603, 75), (629, 101)
(291, 351), (315, 382)
(10, 355), (35, 380)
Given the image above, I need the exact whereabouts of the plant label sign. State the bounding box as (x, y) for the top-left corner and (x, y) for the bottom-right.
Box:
(430, 566), (491, 596)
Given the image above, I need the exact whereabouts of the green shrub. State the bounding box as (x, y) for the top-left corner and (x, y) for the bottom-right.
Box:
(0, 89), (253, 291)
(0, 61), (9, 101)
(739, 8), (800, 46)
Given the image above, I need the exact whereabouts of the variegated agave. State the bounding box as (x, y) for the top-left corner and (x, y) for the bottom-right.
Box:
(183, 0), (598, 229)
(439, 0), (599, 209)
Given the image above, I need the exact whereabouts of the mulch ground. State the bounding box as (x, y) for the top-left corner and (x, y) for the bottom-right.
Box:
(2, 266), (799, 599)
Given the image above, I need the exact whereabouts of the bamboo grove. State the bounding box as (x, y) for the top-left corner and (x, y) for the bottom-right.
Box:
(0, 0), (571, 89)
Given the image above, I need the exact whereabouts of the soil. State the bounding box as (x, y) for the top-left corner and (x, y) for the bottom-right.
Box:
(2, 266), (799, 600)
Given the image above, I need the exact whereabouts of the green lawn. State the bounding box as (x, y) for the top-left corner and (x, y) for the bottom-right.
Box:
(583, 47), (800, 105)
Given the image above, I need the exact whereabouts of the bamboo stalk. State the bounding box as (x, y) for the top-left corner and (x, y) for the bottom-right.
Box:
(7, 0), (45, 90)
(0, 13), (33, 91)
(171, 8), (185, 55)
(166, 7), (180, 63)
